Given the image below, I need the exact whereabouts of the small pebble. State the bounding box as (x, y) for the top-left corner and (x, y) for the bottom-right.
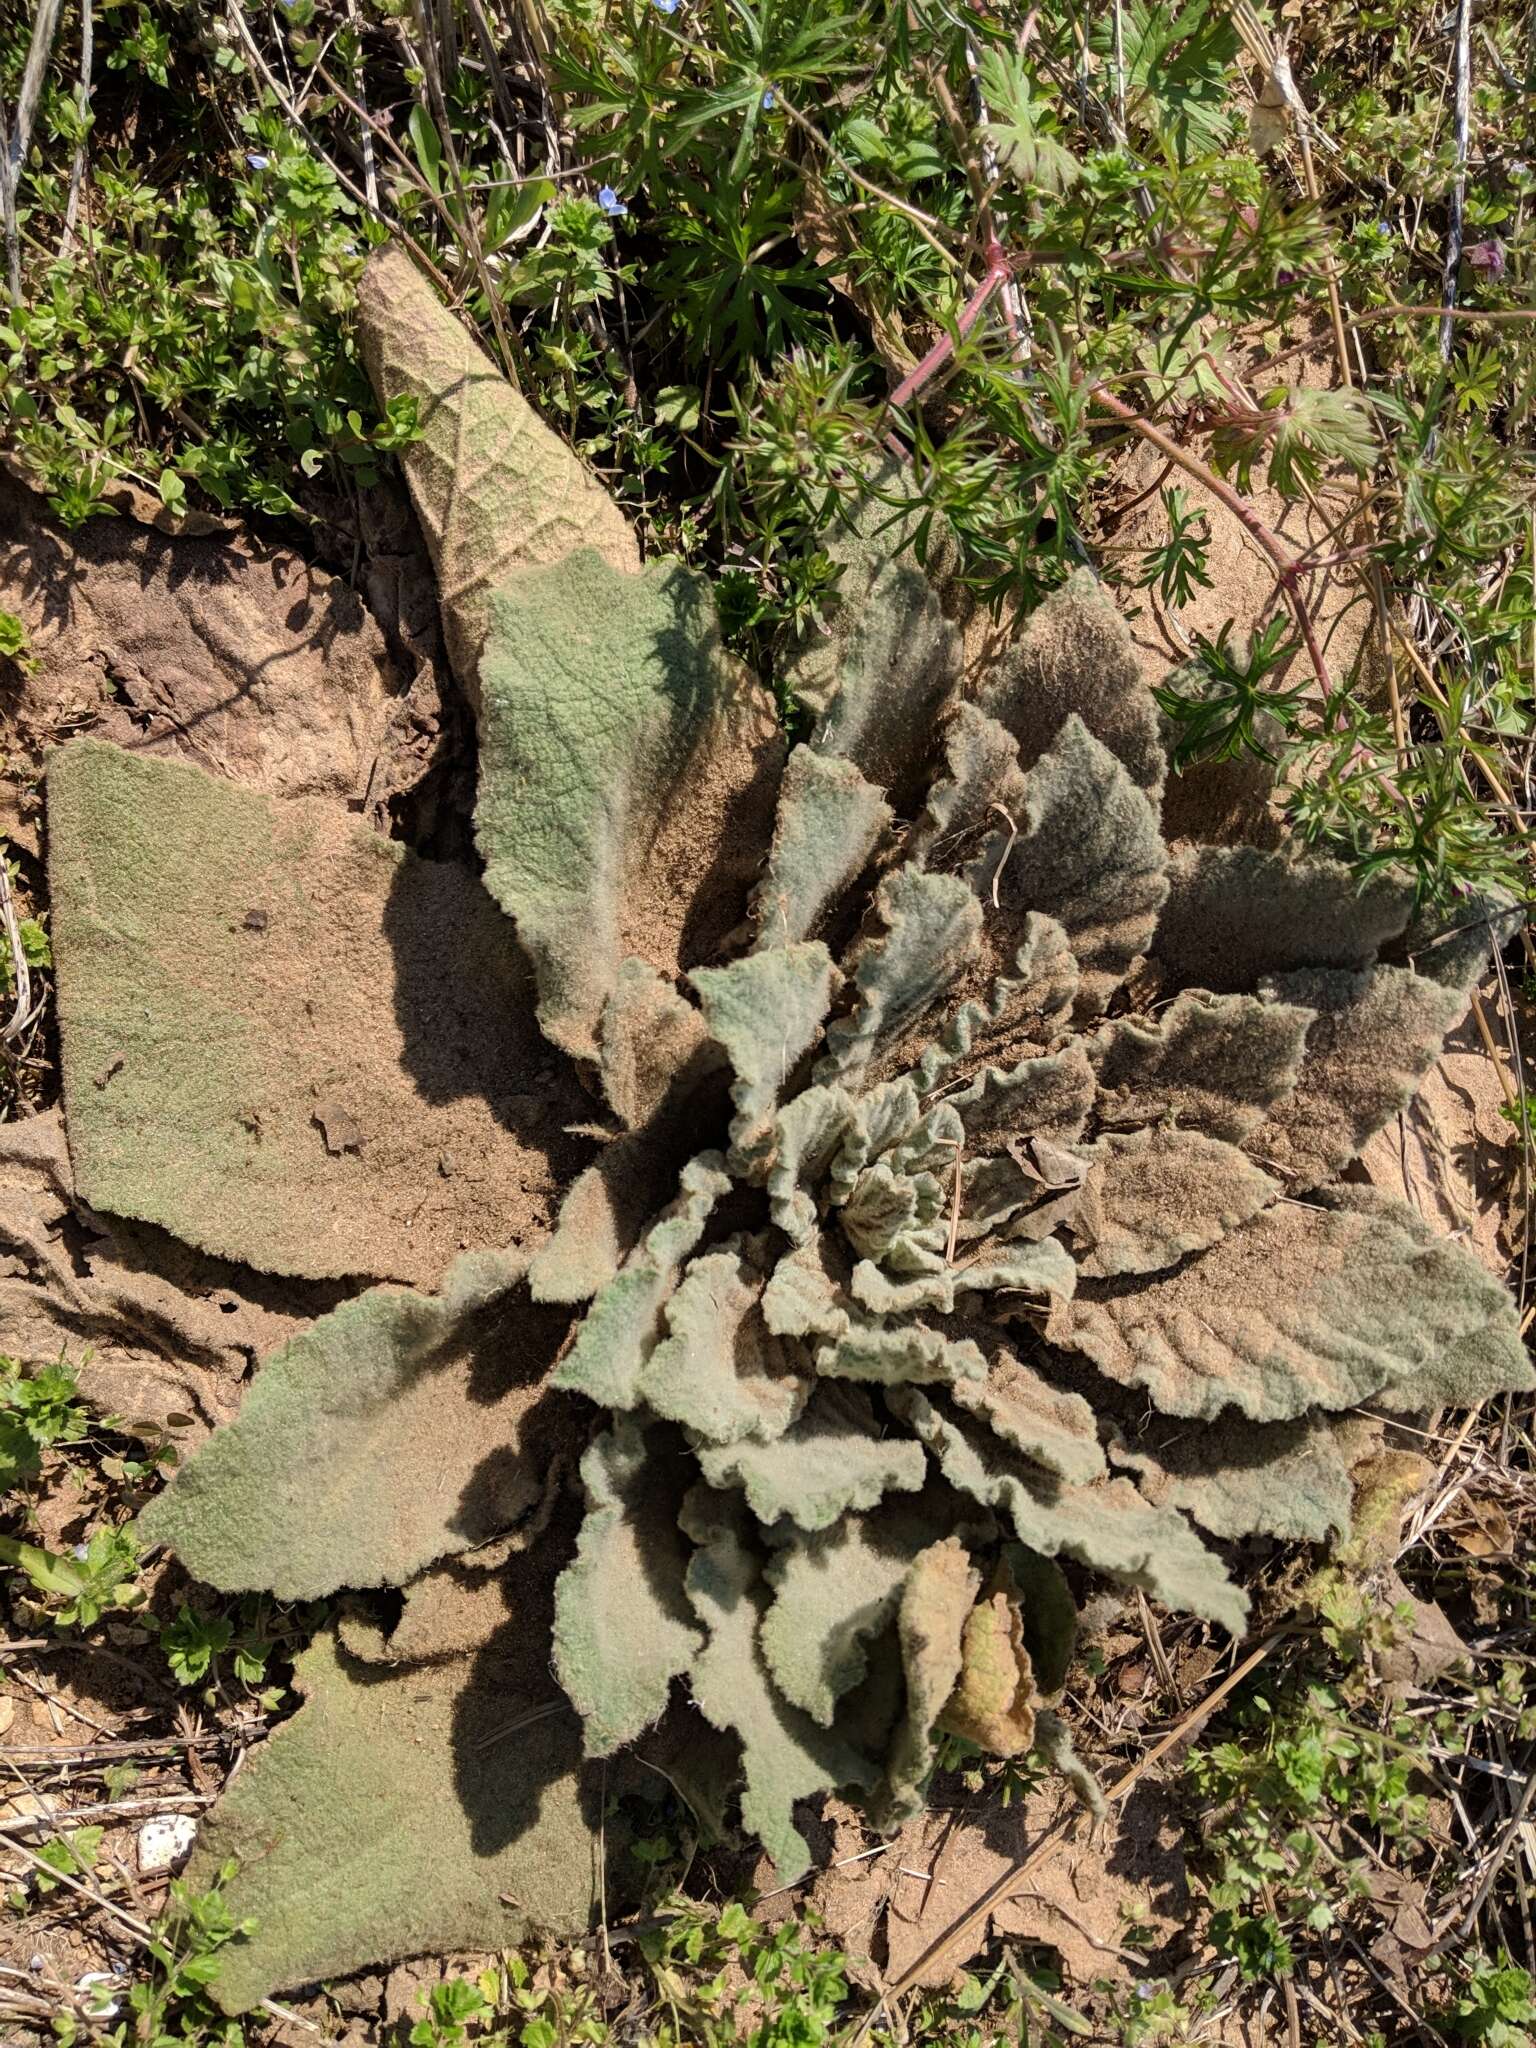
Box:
(137, 1812), (197, 1874)
(77, 1971), (121, 2017)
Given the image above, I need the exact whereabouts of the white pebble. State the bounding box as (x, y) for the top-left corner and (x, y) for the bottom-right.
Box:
(76, 1971), (121, 2017)
(136, 1813), (197, 1874)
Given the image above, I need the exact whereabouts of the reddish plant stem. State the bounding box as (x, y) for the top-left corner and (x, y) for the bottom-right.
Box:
(1087, 381), (1337, 707)
(874, 135), (1337, 711)
(886, 247), (1012, 411)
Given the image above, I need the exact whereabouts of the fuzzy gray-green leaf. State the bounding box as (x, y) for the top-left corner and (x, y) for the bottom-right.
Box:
(554, 1417), (703, 1755)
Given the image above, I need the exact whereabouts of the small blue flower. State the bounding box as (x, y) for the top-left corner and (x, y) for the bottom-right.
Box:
(597, 185), (628, 217)
(761, 86), (776, 108)
(653, 0), (679, 12)
(246, 153), (270, 171)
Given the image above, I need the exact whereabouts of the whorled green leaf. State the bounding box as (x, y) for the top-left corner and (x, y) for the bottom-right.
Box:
(836, 1158), (945, 1267)
(358, 245), (638, 698)
(765, 1084), (856, 1244)
(138, 1250), (546, 1601)
(1245, 966), (1465, 1192)
(477, 551), (781, 1063)
(948, 1355), (1106, 1487)
(1114, 1413), (1378, 1545)
(761, 1235), (853, 1344)
(552, 1153), (733, 1409)
(1152, 844), (1415, 995)
(784, 486), (962, 813)
(553, 1416), (703, 1756)
(639, 1246), (809, 1444)
(817, 866), (983, 1088)
(760, 1492), (958, 1724)
(47, 740), (589, 1286)
(191, 1599), (621, 2011)
(975, 568), (1165, 803)
(598, 958), (719, 1131)
(972, 716), (1168, 1017)
(1058, 1186), (1533, 1424)
(908, 912), (1079, 1094)
(894, 1388), (1248, 1634)
(827, 1078), (930, 1199)
(696, 1384), (927, 1531)
(1087, 988), (1315, 1145)
(751, 746), (892, 949)
(906, 703), (1030, 874)
(878, 1536), (978, 1823)
(1070, 1129), (1279, 1279)
(691, 942), (838, 1167)
(848, 1240), (1077, 1318)
(681, 1487), (873, 1880)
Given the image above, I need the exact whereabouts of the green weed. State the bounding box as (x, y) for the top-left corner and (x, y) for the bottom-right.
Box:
(48, 1862), (255, 2047)
(5, 0), (1536, 905)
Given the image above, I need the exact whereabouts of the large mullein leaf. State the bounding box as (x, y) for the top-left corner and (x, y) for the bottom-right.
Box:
(192, 1555), (621, 2013)
(818, 866), (983, 1089)
(906, 703), (1030, 874)
(1069, 1129), (1279, 1278)
(759, 1492), (958, 1724)
(1113, 1413), (1379, 1544)
(552, 1154), (733, 1408)
(876, 1536), (978, 1825)
(476, 550), (782, 1064)
(639, 1246), (809, 1444)
(783, 487), (962, 812)
(48, 740), (586, 1286)
(948, 1356), (1106, 1487)
(751, 746), (891, 948)
(973, 716), (1168, 1017)
(894, 1388), (1247, 1634)
(357, 245), (639, 699)
(908, 912), (1079, 1094)
(696, 1383), (927, 1530)
(138, 1251), (553, 1601)
(1058, 1186), (1532, 1424)
(974, 568), (1164, 803)
(1152, 844), (1415, 994)
(681, 1488), (874, 1881)
(1245, 966), (1465, 1191)
(1087, 988), (1315, 1144)
(597, 958), (719, 1131)
(691, 942), (838, 1166)
(553, 1417), (702, 1756)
